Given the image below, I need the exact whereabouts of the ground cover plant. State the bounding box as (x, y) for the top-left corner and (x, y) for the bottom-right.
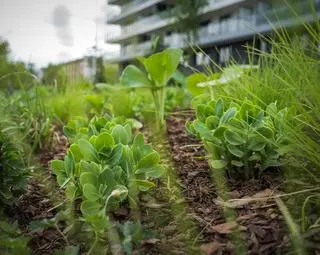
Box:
(186, 98), (291, 179)
(51, 116), (165, 253)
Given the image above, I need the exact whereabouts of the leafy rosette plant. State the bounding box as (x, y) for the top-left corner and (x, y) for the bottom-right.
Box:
(186, 98), (291, 178)
(120, 48), (183, 131)
(51, 116), (165, 243)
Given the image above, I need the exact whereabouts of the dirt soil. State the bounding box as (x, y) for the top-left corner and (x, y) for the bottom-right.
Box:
(165, 112), (287, 254)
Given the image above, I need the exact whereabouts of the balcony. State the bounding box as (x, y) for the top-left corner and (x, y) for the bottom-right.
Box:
(107, 10), (174, 43)
(107, 0), (165, 24)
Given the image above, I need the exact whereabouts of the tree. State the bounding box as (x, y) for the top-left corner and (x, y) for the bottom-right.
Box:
(94, 57), (106, 83)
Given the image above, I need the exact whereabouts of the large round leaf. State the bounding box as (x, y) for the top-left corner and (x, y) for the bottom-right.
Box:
(120, 65), (151, 88)
(186, 73), (207, 96)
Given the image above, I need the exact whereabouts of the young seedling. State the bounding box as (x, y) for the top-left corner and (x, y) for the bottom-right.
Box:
(120, 48), (183, 132)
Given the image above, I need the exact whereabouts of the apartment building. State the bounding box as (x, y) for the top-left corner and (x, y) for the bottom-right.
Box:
(105, 0), (320, 68)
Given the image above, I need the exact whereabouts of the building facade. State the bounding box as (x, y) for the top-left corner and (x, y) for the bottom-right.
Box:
(105, 0), (320, 68)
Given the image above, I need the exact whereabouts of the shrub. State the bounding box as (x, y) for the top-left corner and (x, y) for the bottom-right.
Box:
(186, 98), (292, 179)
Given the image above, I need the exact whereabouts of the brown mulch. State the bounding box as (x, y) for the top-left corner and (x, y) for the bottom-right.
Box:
(165, 111), (287, 254)
(7, 127), (69, 255)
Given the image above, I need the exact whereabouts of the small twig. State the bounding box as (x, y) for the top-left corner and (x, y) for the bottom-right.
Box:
(228, 187), (320, 203)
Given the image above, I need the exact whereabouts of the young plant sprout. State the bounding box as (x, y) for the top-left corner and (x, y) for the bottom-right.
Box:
(120, 48), (183, 132)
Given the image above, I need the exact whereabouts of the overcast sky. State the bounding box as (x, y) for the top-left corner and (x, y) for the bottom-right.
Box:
(0, 0), (120, 67)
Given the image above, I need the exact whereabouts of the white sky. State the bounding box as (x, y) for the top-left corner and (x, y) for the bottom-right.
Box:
(0, 0), (120, 68)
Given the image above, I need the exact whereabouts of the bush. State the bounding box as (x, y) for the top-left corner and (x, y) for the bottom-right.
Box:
(186, 98), (292, 179)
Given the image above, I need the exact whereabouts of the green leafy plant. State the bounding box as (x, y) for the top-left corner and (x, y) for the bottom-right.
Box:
(186, 98), (291, 179)
(120, 48), (183, 131)
(51, 116), (165, 253)
(0, 220), (30, 255)
(0, 130), (28, 208)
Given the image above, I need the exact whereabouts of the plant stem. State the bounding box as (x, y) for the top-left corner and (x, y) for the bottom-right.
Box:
(88, 232), (99, 255)
(152, 88), (166, 133)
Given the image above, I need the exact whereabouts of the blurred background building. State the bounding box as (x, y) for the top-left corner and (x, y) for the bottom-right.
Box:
(105, 0), (320, 68)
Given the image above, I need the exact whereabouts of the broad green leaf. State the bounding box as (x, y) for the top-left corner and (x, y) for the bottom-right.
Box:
(63, 126), (76, 138)
(210, 159), (227, 169)
(219, 108), (237, 124)
(142, 48), (183, 86)
(135, 165), (165, 178)
(64, 154), (74, 177)
(193, 120), (213, 142)
(224, 129), (246, 145)
(109, 144), (123, 167)
(248, 135), (267, 151)
(69, 144), (82, 162)
(98, 167), (117, 190)
(213, 126), (227, 138)
(256, 126), (274, 139)
(51, 160), (65, 175)
(196, 104), (207, 122)
(185, 121), (197, 137)
(65, 182), (77, 200)
(215, 98), (224, 117)
(121, 145), (135, 175)
(120, 65), (151, 88)
(79, 161), (100, 175)
(231, 160), (244, 167)
(186, 73), (207, 96)
(249, 153), (261, 161)
(133, 133), (144, 147)
(134, 179), (156, 192)
(205, 116), (219, 130)
(112, 125), (130, 145)
(85, 213), (109, 233)
(95, 132), (114, 151)
(79, 139), (98, 162)
(80, 172), (98, 187)
(137, 151), (160, 170)
(227, 144), (245, 158)
(83, 184), (100, 201)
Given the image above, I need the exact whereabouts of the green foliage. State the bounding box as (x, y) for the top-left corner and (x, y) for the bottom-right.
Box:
(186, 98), (292, 178)
(120, 48), (183, 131)
(0, 220), (30, 255)
(0, 132), (28, 207)
(51, 116), (165, 248)
(1, 87), (52, 151)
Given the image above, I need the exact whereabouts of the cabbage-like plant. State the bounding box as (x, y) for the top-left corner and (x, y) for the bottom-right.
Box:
(51, 116), (164, 252)
(186, 98), (291, 179)
(120, 48), (183, 132)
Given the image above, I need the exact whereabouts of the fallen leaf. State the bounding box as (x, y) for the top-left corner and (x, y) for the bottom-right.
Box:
(141, 238), (161, 245)
(200, 241), (221, 255)
(211, 222), (237, 234)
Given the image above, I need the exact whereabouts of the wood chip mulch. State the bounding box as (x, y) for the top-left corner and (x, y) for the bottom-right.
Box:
(166, 111), (288, 255)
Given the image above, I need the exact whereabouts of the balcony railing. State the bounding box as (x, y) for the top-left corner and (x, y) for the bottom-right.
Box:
(107, 10), (174, 42)
(107, 0), (164, 23)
